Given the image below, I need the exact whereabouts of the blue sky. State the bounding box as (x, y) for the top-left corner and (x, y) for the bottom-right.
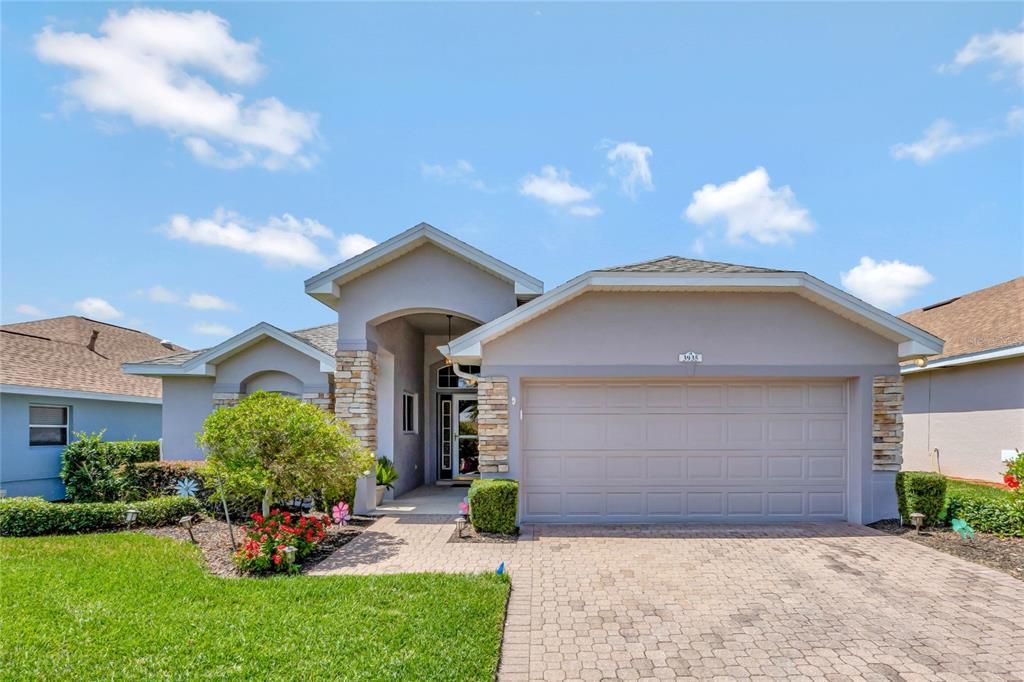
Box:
(2, 3), (1021, 350)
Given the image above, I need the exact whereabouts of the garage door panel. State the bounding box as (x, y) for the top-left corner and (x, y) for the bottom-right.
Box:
(522, 380), (848, 523)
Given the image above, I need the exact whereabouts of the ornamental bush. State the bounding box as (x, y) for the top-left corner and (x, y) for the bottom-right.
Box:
(946, 495), (1024, 537)
(118, 460), (262, 519)
(199, 392), (374, 517)
(233, 509), (330, 574)
(468, 479), (518, 535)
(0, 496), (200, 537)
(895, 471), (947, 527)
(60, 432), (160, 502)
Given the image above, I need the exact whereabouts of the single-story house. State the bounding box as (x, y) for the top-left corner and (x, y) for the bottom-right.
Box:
(126, 222), (944, 524)
(1, 316), (186, 499)
(900, 277), (1023, 483)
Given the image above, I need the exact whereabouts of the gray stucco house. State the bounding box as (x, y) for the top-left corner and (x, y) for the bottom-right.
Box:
(126, 222), (944, 524)
(1, 316), (184, 499)
(900, 277), (1022, 483)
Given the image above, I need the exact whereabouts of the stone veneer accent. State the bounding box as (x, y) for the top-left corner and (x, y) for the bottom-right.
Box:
(872, 375), (903, 471)
(335, 350), (377, 451)
(477, 376), (510, 474)
(213, 392), (242, 409)
(301, 391), (335, 414)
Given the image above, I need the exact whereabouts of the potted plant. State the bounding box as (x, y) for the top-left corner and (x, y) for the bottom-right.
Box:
(375, 457), (398, 505)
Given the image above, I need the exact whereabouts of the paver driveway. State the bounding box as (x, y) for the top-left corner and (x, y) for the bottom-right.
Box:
(311, 517), (1024, 681)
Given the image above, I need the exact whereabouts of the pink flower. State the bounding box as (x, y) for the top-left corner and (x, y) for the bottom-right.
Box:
(332, 502), (351, 526)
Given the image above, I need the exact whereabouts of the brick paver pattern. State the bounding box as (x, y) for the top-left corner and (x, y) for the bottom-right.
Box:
(311, 517), (1024, 681)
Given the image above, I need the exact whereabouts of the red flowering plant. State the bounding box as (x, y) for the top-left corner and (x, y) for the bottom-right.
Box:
(233, 508), (330, 574)
(1004, 450), (1023, 492)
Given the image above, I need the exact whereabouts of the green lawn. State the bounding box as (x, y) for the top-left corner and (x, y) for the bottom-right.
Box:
(946, 479), (1015, 503)
(0, 533), (509, 681)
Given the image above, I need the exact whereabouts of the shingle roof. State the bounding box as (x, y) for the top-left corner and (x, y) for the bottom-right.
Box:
(899, 277), (1023, 361)
(599, 255), (789, 274)
(0, 316), (188, 398)
(130, 322), (339, 369)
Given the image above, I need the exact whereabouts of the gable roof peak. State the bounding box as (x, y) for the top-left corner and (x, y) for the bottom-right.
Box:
(599, 254), (790, 275)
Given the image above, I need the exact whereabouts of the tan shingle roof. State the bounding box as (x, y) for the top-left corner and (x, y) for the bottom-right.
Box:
(130, 322), (338, 368)
(599, 255), (787, 274)
(899, 277), (1023, 361)
(0, 316), (187, 398)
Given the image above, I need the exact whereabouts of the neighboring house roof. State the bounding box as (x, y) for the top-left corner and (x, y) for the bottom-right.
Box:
(124, 322), (338, 376)
(0, 316), (187, 401)
(900, 277), (1023, 373)
(304, 222), (544, 308)
(444, 256), (944, 363)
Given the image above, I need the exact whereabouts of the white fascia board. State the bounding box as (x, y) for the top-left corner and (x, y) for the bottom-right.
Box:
(902, 343), (1024, 374)
(0, 384), (161, 404)
(122, 362), (216, 376)
(303, 223), (543, 301)
(447, 270), (945, 360)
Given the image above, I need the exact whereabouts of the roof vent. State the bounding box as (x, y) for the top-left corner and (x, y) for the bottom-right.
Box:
(922, 296), (960, 312)
(87, 329), (100, 352)
(160, 340), (175, 350)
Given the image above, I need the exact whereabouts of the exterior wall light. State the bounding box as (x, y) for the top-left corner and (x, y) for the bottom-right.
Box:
(125, 508), (139, 530)
(914, 357), (928, 368)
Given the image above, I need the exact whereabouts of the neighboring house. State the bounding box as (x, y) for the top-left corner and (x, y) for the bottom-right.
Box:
(0, 316), (185, 500)
(900, 277), (1023, 483)
(126, 222), (943, 523)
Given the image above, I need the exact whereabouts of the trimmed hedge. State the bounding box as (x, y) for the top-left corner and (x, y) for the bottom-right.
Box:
(0, 496), (201, 537)
(120, 461), (262, 520)
(895, 471), (947, 526)
(468, 479), (518, 535)
(60, 432), (161, 502)
(946, 495), (1024, 538)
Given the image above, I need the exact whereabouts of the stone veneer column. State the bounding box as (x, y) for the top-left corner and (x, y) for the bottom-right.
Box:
(335, 350), (377, 452)
(212, 392), (242, 409)
(872, 375), (903, 471)
(301, 391), (334, 414)
(477, 377), (510, 474)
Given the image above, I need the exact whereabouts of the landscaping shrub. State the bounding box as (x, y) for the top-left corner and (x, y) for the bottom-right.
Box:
(120, 461), (262, 520)
(0, 496), (200, 537)
(60, 432), (160, 502)
(234, 509), (329, 574)
(468, 479), (518, 534)
(945, 495), (1024, 537)
(895, 471), (947, 526)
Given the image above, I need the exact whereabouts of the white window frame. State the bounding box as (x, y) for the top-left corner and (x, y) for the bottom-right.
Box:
(29, 404), (70, 447)
(401, 392), (418, 434)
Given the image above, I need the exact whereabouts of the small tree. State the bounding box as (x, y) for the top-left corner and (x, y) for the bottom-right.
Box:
(198, 391), (374, 516)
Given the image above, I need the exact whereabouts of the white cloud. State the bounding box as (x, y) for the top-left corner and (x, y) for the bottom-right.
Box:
(163, 209), (332, 268)
(942, 23), (1024, 85)
(15, 304), (46, 317)
(604, 141), (654, 198)
(74, 297), (123, 320)
(34, 9), (318, 170)
(145, 285), (180, 304)
(192, 322), (234, 337)
(420, 160), (489, 191)
(891, 108), (1023, 164)
(338, 233), (378, 260)
(684, 167), (814, 245)
(520, 165), (599, 217)
(840, 257), (935, 310)
(690, 238), (706, 257)
(186, 293), (235, 310)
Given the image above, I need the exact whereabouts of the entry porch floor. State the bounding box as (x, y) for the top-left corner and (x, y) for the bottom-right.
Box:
(374, 484), (469, 516)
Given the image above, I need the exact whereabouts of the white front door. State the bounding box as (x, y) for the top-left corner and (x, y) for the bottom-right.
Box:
(438, 394), (479, 480)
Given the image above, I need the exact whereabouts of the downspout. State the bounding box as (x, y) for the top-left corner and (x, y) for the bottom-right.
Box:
(451, 362), (479, 385)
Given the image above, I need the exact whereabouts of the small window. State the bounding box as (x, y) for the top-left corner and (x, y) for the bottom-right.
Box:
(402, 392), (418, 434)
(437, 365), (481, 389)
(30, 405), (69, 446)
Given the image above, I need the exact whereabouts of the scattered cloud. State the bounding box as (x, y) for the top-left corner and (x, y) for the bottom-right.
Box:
(338, 233), (378, 260)
(520, 165), (600, 217)
(163, 209), (329, 268)
(604, 141), (654, 198)
(74, 297), (123, 320)
(684, 167), (814, 245)
(891, 108), (1023, 164)
(192, 322), (234, 337)
(840, 257), (934, 310)
(187, 293), (235, 310)
(145, 285), (180, 304)
(420, 160), (489, 191)
(690, 238), (706, 257)
(34, 8), (319, 170)
(941, 22), (1024, 85)
(15, 304), (46, 317)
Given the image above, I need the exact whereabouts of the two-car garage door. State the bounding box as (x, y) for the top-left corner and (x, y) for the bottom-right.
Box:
(521, 380), (849, 523)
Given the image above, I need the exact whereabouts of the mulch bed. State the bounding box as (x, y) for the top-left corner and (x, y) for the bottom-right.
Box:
(447, 522), (518, 544)
(869, 519), (1024, 581)
(145, 515), (373, 578)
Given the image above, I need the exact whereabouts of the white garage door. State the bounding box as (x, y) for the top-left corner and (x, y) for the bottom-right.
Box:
(521, 380), (848, 523)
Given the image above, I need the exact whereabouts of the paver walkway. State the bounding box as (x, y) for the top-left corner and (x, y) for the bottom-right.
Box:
(311, 517), (1024, 681)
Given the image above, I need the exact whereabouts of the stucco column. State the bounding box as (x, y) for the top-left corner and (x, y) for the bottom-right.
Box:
(335, 350), (377, 452)
(872, 375), (903, 471)
(477, 376), (510, 474)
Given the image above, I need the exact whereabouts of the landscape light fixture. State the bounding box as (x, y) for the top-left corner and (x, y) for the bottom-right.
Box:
(125, 508), (139, 530)
(283, 546), (297, 568)
(179, 515), (196, 543)
(910, 512), (925, 533)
